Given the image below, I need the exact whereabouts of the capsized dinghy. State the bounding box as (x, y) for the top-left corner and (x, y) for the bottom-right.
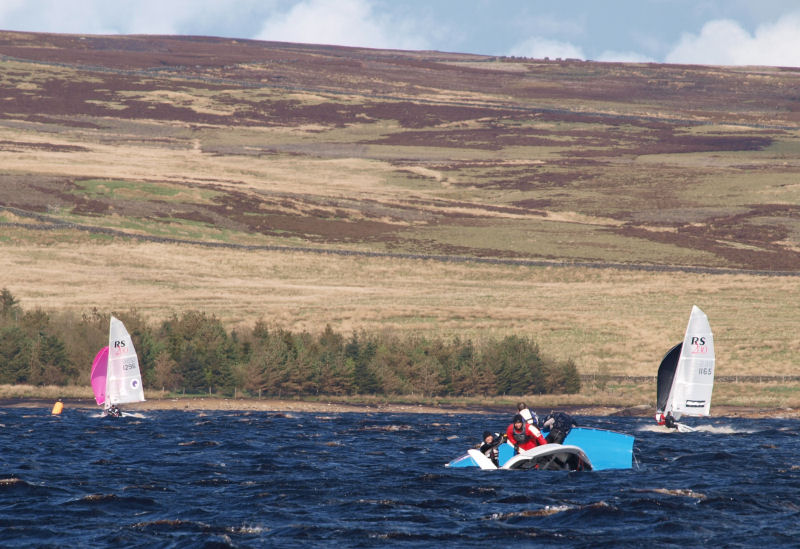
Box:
(89, 316), (145, 417)
(446, 427), (634, 471)
(448, 443), (592, 471)
(655, 305), (715, 432)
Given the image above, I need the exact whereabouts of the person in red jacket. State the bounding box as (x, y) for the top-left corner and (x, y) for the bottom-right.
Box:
(506, 414), (547, 453)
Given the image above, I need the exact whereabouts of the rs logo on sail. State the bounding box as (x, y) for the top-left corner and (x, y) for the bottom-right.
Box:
(112, 340), (128, 356)
(690, 336), (708, 354)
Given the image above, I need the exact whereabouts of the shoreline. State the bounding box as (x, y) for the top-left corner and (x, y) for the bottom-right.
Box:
(1, 397), (797, 419)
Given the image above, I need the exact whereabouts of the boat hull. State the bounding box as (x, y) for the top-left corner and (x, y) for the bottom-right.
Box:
(502, 444), (592, 471)
(445, 427), (634, 471)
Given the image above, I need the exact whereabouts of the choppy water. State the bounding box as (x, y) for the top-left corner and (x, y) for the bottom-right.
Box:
(1, 407), (799, 548)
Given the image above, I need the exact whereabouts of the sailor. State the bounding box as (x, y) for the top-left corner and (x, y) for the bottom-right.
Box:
(516, 401), (539, 428)
(655, 411), (678, 429)
(506, 414), (547, 453)
(107, 405), (122, 418)
(541, 411), (577, 444)
(478, 431), (503, 466)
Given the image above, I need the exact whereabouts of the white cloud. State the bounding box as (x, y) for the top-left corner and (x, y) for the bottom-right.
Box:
(508, 37), (585, 60)
(254, 0), (429, 50)
(666, 13), (800, 67)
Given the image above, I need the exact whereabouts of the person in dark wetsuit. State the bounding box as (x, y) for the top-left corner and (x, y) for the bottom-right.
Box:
(541, 411), (577, 444)
(478, 431), (503, 466)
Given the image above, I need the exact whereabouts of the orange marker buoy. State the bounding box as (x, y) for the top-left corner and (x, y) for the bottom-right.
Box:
(51, 400), (63, 415)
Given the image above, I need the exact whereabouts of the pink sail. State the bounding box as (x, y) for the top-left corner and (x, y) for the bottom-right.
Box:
(90, 346), (109, 406)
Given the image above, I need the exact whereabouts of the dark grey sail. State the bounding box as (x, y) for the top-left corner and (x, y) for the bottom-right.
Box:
(656, 343), (681, 413)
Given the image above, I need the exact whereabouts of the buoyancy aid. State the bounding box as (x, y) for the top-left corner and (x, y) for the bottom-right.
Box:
(512, 427), (529, 444)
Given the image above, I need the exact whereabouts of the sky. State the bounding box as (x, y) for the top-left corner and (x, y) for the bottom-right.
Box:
(1, 0), (800, 67)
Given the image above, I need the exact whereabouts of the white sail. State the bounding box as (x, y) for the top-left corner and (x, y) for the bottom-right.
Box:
(105, 316), (145, 407)
(664, 305), (715, 418)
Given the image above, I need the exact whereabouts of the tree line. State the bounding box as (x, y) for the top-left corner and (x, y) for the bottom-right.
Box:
(0, 288), (580, 397)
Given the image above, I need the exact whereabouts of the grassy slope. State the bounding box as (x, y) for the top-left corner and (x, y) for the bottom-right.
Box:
(1, 32), (800, 404)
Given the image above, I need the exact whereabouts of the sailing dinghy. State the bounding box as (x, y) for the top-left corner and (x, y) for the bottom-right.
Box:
(90, 316), (145, 417)
(448, 443), (592, 471)
(446, 427), (634, 471)
(655, 305), (715, 432)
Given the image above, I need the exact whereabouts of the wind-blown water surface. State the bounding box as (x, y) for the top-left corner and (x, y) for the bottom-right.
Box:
(1, 408), (798, 548)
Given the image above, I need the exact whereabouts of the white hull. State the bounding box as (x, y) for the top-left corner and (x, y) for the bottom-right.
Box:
(650, 423), (696, 433)
(466, 449), (498, 470)
(501, 444), (592, 471)
(446, 428), (633, 471)
(462, 445), (592, 471)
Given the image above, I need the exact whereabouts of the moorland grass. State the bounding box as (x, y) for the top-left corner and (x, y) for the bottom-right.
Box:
(3, 237), (799, 379)
(1, 37), (799, 409)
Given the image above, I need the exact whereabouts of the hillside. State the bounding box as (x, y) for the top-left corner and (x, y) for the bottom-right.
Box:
(1, 31), (799, 379)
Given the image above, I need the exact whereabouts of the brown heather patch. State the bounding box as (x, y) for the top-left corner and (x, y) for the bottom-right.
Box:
(0, 140), (89, 153)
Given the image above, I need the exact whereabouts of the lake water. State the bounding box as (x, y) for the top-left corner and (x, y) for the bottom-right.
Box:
(1, 407), (798, 548)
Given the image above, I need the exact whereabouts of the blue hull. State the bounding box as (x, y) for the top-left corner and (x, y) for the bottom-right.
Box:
(560, 427), (634, 470)
(446, 427), (634, 471)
